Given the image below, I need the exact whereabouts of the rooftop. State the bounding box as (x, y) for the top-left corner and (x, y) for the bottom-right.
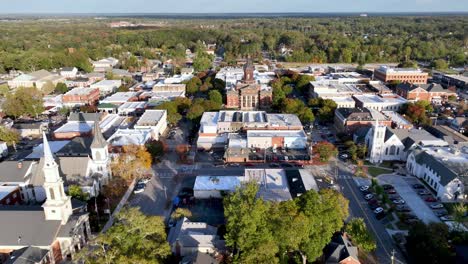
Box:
(247, 130), (306, 138)
(353, 94), (407, 104)
(135, 109), (166, 126)
(100, 92), (139, 103)
(266, 114), (303, 127)
(64, 87), (98, 96)
(377, 66), (425, 74)
(0, 186), (19, 201)
(107, 128), (152, 146)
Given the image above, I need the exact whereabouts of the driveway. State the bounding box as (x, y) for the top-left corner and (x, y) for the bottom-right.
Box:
(378, 174), (440, 224)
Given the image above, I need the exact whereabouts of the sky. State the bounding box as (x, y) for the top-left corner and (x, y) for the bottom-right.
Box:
(0, 0), (466, 14)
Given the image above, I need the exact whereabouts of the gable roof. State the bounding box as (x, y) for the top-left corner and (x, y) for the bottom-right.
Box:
(389, 128), (439, 150)
(5, 246), (49, 264)
(31, 157), (92, 187)
(0, 207), (61, 247)
(0, 161), (35, 183)
(68, 112), (102, 123)
(324, 233), (360, 264)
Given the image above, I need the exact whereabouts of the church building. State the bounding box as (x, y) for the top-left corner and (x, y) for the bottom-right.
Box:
(0, 133), (90, 263)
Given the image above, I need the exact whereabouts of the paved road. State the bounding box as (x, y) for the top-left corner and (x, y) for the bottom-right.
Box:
(335, 161), (406, 264)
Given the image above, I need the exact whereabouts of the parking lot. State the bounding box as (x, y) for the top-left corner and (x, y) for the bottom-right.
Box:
(378, 174), (441, 224)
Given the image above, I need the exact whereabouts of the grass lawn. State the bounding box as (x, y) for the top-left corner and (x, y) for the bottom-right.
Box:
(367, 166), (392, 177)
(364, 160), (393, 168)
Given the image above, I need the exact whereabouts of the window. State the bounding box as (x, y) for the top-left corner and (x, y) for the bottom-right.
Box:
(396, 148), (400, 155)
(385, 148), (388, 155)
(49, 188), (55, 200)
(12, 193), (17, 199)
(389, 145), (396, 155)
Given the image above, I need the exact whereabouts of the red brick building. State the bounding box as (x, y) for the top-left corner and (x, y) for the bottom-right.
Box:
(62, 88), (100, 107)
(334, 107), (392, 134)
(0, 186), (22, 205)
(395, 83), (456, 103)
(226, 60), (272, 110)
(374, 66), (428, 84)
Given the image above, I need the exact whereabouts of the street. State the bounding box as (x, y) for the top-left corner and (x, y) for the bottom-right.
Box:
(335, 160), (406, 264)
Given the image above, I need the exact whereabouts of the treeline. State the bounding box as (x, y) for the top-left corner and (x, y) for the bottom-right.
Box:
(0, 16), (466, 73)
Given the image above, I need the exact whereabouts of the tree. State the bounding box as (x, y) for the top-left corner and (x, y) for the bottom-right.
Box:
(405, 222), (453, 264)
(193, 52), (212, 72)
(67, 185), (89, 201)
(433, 59), (448, 70)
(186, 103), (205, 121)
(102, 176), (129, 202)
(453, 203), (467, 229)
(400, 101), (432, 125)
(55, 82), (68, 94)
(208, 90), (223, 105)
(295, 74), (315, 95)
(111, 145), (152, 181)
(79, 207), (170, 264)
(0, 127), (20, 147)
(280, 98), (314, 123)
(346, 218), (377, 252)
(170, 208), (192, 221)
(117, 85), (129, 92)
(314, 142), (338, 162)
(145, 140), (166, 160)
(185, 77), (202, 95)
(224, 182), (278, 263)
(295, 189), (349, 263)
(3, 87), (44, 119)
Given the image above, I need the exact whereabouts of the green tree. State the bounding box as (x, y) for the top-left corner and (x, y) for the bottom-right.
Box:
(193, 52), (212, 72)
(295, 74), (315, 95)
(185, 77), (202, 95)
(295, 189), (349, 263)
(79, 207), (170, 264)
(67, 185), (89, 201)
(346, 218), (377, 252)
(433, 59), (448, 70)
(3, 87), (44, 119)
(156, 101), (182, 126)
(145, 140), (166, 160)
(55, 82), (68, 94)
(170, 208), (192, 221)
(406, 222), (453, 264)
(208, 90), (223, 105)
(315, 141), (338, 162)
(0, 127), (20, 147)
(224, 182), (278, 264)
(186, 103), (205, 121)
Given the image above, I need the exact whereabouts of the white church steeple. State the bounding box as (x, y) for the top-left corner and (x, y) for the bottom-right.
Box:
(369, 119), (386, 164)
(41, 132), (73, 224)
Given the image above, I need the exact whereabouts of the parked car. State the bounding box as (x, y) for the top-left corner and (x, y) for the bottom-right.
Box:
(361, 190), (371, 195)
(392, 199), (405, 204)
(359, 185), (370, 192)
(396, 206), (411, 212)
(418, 190), (431, 195)
(430, 204), (444, 209)
(339, 153), (349, 159)
(435, 211), (448, 217)
(369, 203), (381, 210)
(425, 197), (437, 202)
(138, 178), (150, 185)
(133, 183), (146, 194)
(440, 215), (454, 221)
(229, 163), (240, 167)
(386, 189), (397, 194)
(374, 207), (384, 214)
(382, 184), (394, 190)
(365, 194), (374, 200)
(368, 199), (379, 205)
(412, 184), (425, 189)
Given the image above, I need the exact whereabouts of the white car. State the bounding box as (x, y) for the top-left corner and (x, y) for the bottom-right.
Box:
(138, 178), (150, 185)
(392, 199), (405, 204)
(374, 207), (384, 214)
(359, 185), (370, 191)
(133, 183), (146, 194)
(364, 194), (374, 200)
(440, 215), (454, 221)
(430, 204), (444, 209)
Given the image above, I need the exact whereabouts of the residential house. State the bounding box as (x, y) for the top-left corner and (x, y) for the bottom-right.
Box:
(324, 233), (361, 264)
(12, 122), (48, 138)
(167, 217), (225, 257)
(0, 161), (42, 203)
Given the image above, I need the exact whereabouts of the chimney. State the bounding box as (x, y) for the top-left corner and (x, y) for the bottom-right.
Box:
(17, 162), (22, 169)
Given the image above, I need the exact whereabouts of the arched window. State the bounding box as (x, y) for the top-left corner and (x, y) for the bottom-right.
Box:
(49, 188), (55, 200)
(385, 148), (388, 155)
(396, 148), (400, 155)
(389, 145), (396, 155)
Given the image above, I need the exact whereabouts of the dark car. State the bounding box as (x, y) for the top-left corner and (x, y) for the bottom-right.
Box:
(269, 163), (280, 168)
(396, 206), (411, 212)
(386, 189), (397, 194)
(368, 199), (379, 205)
(362, 190), (371, 195)
(425, 197), (437, 202)
(376, 212), (387, 220)
(382, 184), (394, 190)
(369, 203), (380, 210)
(412, 184), (425, 189)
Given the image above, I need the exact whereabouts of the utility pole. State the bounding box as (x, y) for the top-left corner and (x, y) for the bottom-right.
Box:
(391, 249), (395, 264)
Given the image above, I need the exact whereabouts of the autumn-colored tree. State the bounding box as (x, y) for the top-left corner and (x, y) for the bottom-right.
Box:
(102, 176), (129, 202)
(314, 142), (338, 162)
(111, 145), (152, 181)
(0, 127), (20, 147)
